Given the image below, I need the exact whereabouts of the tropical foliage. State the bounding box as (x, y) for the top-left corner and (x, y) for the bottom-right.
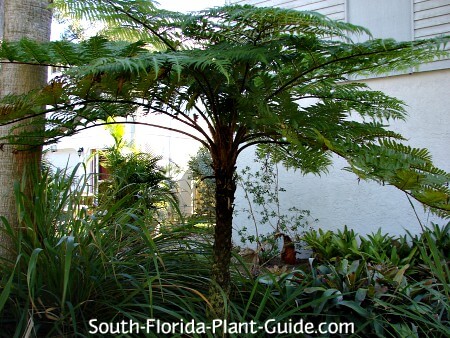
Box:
(1, 1), (449, 318)
(0, 166), (214, 336)
(98, 144), (176, 218)
(0, 167), (448, 336)
(297, 224), (450, 337)
(188, 146), (216, 221)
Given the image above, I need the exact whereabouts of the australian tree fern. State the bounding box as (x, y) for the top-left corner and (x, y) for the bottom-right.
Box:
(1, 2), (449, 320)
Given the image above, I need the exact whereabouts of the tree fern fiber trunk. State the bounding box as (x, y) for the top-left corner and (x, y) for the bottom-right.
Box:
(0, 0), (51, 263)
(208, 130), (238, 322)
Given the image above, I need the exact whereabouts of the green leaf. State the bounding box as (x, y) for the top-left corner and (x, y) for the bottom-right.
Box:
(338, 300), (370, 317)
(393, 264), (409, 285)
(0, 255), (21, 312)
(355, 288), (367, 304)
(56, 235), (79, 308)
(27, 248), (43, 307)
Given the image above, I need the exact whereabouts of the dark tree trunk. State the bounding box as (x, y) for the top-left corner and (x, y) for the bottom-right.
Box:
(208, 128), (238, 320)
(209, 167), (236, 318)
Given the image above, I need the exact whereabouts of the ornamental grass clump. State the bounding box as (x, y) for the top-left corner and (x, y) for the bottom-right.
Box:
(0, 165), (214, 336)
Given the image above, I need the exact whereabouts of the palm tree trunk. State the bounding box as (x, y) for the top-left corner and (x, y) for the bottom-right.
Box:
(0, 0), (51, 263)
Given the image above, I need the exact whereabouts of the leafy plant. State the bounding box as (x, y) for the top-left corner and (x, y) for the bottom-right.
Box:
(294, 256), (449, 337)
(360, 229), (418, 266)
(0, 165), (213, 336)
(237, 154), (316, 265)
(303, 226), (360, 261)
(188, 146), (216, 221)
(1, 1), (450, 318)
(421, 222), (450, 257)
(298, 225), (450, 337)
(99, 148), (177, 218)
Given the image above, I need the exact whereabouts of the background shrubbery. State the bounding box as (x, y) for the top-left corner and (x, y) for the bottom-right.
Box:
(0, 165), (448, 337)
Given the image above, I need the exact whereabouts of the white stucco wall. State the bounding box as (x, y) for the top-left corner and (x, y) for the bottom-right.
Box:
(233, 68), (450, 244)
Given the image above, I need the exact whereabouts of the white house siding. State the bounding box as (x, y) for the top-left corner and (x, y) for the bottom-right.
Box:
(414, 0), (450, 39)
(347, 0), (412, 41)
(232, 0), (345, 20)
(230, 0), (450, 243)
(234, 69), (450, 244)
(232, 0), (450, 42)
(414, 0), (450, 71)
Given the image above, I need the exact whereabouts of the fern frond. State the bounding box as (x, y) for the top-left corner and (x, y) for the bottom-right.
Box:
(343, 141), (450, 216)
(191, 5), (371, 44)
(49, 40), (82, 65)
(0, 2), (448, 218)
(52, 0), (177, 49)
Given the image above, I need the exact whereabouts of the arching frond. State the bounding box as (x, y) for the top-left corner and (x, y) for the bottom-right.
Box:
(52, 0), (185, 49)
(344, 141), (450, 217)
(184, 5), (371, 44)
(0, 3), (449, 217)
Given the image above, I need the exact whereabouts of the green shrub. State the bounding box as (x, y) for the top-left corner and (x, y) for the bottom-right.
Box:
(0, 165), (213, 336)
(298, 225), (449, 337)
(98, 147), (178, 222)
(1, 165), (448, 337)
(302, 226), (360, 261)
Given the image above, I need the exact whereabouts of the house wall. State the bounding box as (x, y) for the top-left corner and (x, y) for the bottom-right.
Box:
(234, 68), (450, 244)
(414, 0), (450, 39)
(45, 148), (81, 171)
(233, 0), (450, 39)
(175, 170), (195, 216)
(232, 0), (346, 20)
(43, 127), (114, 197)
(231, 0), (450, 244)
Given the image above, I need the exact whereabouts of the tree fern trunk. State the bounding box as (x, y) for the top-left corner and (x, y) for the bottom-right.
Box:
(0, 0), (51, 263)
(208, 128), (238, 321)
(209, 167), (236, 319)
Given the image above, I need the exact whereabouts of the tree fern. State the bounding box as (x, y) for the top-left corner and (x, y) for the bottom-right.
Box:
(1, 2), (449, 318)
(52, 0), (182, 48)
